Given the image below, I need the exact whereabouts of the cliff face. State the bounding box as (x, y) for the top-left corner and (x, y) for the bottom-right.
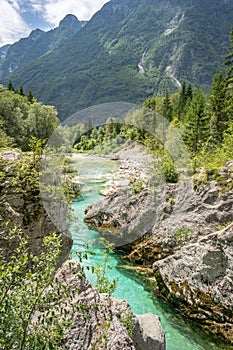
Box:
(0, 150), (72, 266)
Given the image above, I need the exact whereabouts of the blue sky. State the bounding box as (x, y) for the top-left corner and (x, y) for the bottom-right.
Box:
(0, 0), (109, 47)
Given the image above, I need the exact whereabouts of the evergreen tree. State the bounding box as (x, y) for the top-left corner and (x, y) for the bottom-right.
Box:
(186, 84), (193, 101)
(162, 91), (173, 121)
(225, 29), (233, 91)
(209, 72), (228, 143)
(177, 81), (187, 120)
(19, 85), (24, 96)
(27, 90), (34, 103)
(8, 80), (14, 91)
(224, 28), (233, 118)
(183, 87), (209, 153)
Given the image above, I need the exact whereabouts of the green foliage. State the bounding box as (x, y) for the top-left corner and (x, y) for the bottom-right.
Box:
(159, 155), (179, 183)
(0, 86), (59, 150)
(162, 91), (173, 122)
(183, 87), (210, 154)
(209, 72), (228, 143)
(120, 312), (135, 337)
(174, 227), (193, 243)
(0, 227), (77, 350)
(94, 238), (117, 295)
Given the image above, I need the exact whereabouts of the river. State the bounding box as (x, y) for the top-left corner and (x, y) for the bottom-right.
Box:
(70, 155), (230, 350)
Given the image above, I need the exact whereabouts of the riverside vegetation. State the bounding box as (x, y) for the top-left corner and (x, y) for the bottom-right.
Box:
(0, 28), (233, 349)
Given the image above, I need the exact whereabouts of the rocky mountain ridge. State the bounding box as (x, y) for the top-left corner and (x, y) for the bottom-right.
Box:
(0, 14), (83, 79)
(1, 0), (233, 119)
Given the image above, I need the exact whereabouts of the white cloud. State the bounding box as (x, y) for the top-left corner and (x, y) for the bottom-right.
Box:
(44, 0), (109, 26)
(0, 0), (31, 46)
(0, 0), (110, 46)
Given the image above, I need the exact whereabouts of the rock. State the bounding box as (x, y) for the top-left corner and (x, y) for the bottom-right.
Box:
(134, 313), (165, 350)
(85, 173), (233, 265)
(84, 188), (158, 247)
(54, 260), (166, 350)
(153, 224), (233, 344)
(0, 150), (72, 266)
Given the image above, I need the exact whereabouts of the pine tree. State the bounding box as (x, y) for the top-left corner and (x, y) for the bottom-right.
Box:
(186, 84), (193, 101)
(27, 90), (34, 103)
(183, 87), (209, 153)
(19, 85), (24, 96)
(225, 28), (233, 119)
(177, 81), (187, 120)
(225, 29), (233, 91)
(8, 80), (14, 91)
(209, 72), (228, 143)
(162, 91), (173, 121)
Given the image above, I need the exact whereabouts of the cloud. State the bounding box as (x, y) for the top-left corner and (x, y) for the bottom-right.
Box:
(0, 0), (31, 46)
(0, 0), (110, 46)
(43, 0), (109, 26)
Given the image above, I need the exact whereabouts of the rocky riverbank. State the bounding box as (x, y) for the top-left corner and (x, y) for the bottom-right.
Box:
(57, 260), (165, 350)
(84, 147), (233, 344)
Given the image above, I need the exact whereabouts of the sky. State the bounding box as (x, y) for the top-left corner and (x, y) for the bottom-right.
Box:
(0, 0), (110, 47)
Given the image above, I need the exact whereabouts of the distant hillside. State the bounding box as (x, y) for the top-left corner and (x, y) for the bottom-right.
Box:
(1, 0), (233, 120)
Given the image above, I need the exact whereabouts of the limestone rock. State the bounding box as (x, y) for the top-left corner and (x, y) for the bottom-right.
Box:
(134, 313), (165, 350)
(84, 175), (233, 265)
(153, 224), (233, 344)
(55, 260), (166, 350)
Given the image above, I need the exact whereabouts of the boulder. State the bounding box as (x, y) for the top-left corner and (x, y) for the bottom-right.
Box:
(153, 224), (233, 344)
(134, 313), (166, 350)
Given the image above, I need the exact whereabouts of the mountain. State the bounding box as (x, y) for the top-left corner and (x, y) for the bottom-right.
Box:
(0, 15), (83, 78)
(0, 44), (10, 76)
(1, 0), (233, 120)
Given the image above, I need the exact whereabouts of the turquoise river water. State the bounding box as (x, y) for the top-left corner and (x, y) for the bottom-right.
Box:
(70, 155), (230, 350)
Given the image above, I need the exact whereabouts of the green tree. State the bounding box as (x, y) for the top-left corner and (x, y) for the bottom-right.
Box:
(143, 96), (156, 111)
(209, 72), (228, 143)
(186, 83), (193, 101)
(27, 90), (34, 103)
(225, 28), (233, 119)
(162, 91), (173, 121)
(183, 87), (209, 153)
(27, 103), (59, 141)
(177, 81), (187, 120)
(19, 85), (25, 96)
(8, 80), (14, 91)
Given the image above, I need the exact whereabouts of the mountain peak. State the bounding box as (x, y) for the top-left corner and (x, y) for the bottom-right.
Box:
(59, 14), (82, 32)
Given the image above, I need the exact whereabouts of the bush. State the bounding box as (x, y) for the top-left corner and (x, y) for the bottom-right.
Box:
(0, 227), (78, 350)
